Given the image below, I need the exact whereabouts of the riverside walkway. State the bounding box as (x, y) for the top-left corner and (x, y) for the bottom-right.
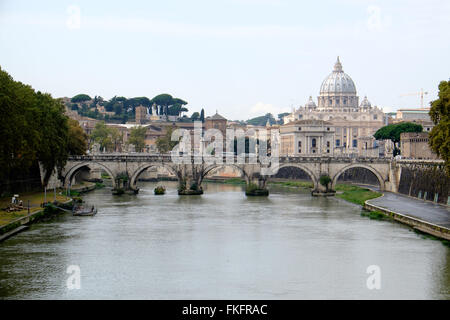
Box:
(366, 192), (450, 237)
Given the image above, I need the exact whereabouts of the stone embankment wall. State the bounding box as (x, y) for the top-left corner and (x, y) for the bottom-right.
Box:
(398, 165), (449, 204)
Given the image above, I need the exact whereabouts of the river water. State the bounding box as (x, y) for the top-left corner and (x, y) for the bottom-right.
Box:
(0, 182), (449, 299)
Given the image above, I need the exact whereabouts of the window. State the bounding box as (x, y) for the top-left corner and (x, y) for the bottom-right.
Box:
(312, 149), (316, 153)
(298, 127), (302, 131)
(327, 127), (330, 131)
(298, 115), (303, 119)
(374, 115), (378, 120)
(336, 139), (340, 147)
(298, 141), (302, 147)
(327, 141), (330, 147)
(353, 139), (357, 148)
(312, 138), (317, 148)
(327, 149), (330, 153)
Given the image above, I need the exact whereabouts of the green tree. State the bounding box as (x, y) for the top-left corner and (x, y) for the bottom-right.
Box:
(90, 121), (113, 151)
(319, 175), (332, 192)
(200, 108), (205, 122)
(156, 126), (179, 153)
(128, 126), (147, 152)
(67, 119), (88, 155)
(110, 127), (123, 152)
(374, 122), (423, 156)
(429, 80), (450, 174)
(191, 112), (200, 120)
(71, 94), (92, 103)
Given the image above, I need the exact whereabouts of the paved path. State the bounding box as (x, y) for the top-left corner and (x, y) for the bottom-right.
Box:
(367, 192), (450, 229)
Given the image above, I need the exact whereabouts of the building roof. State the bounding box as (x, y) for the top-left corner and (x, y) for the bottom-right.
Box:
(285, 119), (333, 126)
(207, 112), (227, 120)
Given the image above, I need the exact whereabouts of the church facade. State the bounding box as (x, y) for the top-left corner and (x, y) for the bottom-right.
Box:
(282, 57), (385, 157)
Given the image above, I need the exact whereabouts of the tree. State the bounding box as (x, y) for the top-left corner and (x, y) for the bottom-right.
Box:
(110, 127), (123, 152)
(90, 121), (113, 151)
(150, 94), (188, 117)
(191, 112), (200, 121)
(246, 113), (275, 126)
(156, 126), (179, 153)
(71, 94), (92, 103)
(67, 119), (88, 155)
(374, 122), (423, 156)
(429, 80), (450, 174)
(128, 126), (147, 152)
(319, 175), (332, 192)
(200, 108), (205, 122)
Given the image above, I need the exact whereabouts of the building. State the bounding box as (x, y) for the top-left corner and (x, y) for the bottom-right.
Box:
(205, 111), (227, 137)
(400, 132), (438, 160)
(392, 107), (434, 133)
(283, 57), (385, 156)
(135, 106), (148, 124)
(280, 120), (335, 156)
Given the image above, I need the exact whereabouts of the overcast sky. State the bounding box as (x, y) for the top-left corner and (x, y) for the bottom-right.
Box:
(1, 0), (449, 120)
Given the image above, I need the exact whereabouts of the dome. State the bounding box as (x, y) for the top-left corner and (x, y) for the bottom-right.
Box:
(319, 57), (356, 95)
(360, 96), (371, 108)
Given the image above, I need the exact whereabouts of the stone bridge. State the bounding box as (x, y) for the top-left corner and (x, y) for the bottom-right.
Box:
(58, 154), (444, 196)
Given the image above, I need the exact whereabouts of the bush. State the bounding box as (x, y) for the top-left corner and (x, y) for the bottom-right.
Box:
(154, 186), (166, 195)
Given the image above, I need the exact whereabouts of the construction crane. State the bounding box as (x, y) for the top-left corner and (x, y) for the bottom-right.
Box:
(399, 88), (429, 108)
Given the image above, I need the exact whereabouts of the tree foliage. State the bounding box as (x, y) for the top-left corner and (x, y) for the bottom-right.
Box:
(246, 113), (276, 126)
(429, 80), (450, 174)
(374, 122), (423, 156)
(71, 94), (92, 103)
(0, 67), (72, 190)
(90, 121), (113, 151)
(128, 126), (147, 152)
(67, 119), (88, 155)
(156, 126), (179, 153)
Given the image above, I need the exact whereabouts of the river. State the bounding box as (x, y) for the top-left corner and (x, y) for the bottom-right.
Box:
(0, 181), (449, 299)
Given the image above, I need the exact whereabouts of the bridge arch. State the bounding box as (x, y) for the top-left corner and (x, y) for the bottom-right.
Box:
(331, 164), (385, 191)
(130, 163), (178, 189)
(202, 164), (249, 184)
(274, 163), (319, 189)
(64, 162), (117, 188)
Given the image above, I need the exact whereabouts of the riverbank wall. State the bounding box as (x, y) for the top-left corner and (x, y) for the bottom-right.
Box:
(0, 200), (72, 242)
(364, 198), (450, 241)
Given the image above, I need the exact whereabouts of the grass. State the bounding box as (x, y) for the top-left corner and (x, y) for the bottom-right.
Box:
(360, 209), (390, 221)
(335, 184), (382, 206)
(0, 190), (70, 227)
(268, 181), (313, 189)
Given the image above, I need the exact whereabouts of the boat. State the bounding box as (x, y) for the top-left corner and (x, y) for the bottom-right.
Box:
(73, 204), (97, 216)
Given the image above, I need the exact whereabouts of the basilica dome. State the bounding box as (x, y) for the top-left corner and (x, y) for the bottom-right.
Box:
(319, 57), (356, 95)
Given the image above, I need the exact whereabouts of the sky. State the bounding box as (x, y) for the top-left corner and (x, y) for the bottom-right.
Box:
(0, 0), (449, 120)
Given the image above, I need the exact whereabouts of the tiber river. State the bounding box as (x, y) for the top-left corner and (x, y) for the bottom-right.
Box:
(0, 181), (449, 299)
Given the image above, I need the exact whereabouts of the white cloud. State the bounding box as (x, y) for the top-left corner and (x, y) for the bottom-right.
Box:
(249, 102), (290, 117)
